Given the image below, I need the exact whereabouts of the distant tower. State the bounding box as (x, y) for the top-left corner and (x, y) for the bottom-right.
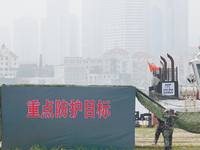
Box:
(69, 15), (80, 57)
(1, 43), (6, 49)
(14, 14), (39, 64)
(0, 26), (11, 49)
(147, 0), (188, 56)
(82, 0), (104, 58)
(39, 54), (43, 77)
(41, 0), (70, 65)
(82, 0), (146, 58)
(103, 0), (146, 54)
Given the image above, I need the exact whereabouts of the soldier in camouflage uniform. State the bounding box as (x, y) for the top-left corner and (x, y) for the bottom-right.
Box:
(152, 117), (165, 145)
(162, 109), (179, 150)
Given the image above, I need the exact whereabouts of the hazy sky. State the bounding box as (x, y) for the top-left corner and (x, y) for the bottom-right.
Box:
(0, 0), (81, 23)
(188, 0), (200, 46)
(0, 0), (200, 47)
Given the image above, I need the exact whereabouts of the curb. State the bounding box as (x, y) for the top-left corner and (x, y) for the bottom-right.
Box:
(135, 125), (157, 128)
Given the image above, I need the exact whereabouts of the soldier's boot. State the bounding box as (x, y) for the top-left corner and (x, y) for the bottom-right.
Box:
(152, 140), (157, 145)
(152, 142), (156, 145)
(164, 147), (170, 150)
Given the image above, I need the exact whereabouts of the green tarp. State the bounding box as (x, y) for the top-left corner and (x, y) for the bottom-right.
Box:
(136, 88), (200, 134)
(2, 85), (135, 149)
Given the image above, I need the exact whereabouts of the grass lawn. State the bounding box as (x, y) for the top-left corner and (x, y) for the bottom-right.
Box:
(135, 127), (200, 150)
(2, 128), (200, 150)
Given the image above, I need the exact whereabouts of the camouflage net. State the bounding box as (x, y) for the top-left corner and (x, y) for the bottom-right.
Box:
(136, 88), (200, 134)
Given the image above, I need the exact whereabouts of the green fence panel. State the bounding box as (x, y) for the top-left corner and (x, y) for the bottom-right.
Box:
(2, 85), (135, 149)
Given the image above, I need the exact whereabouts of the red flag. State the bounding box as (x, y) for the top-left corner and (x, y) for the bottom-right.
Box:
(148, 62), (159, 72)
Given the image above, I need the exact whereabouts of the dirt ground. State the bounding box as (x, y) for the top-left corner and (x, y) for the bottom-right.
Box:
(135, 128), (200, 147)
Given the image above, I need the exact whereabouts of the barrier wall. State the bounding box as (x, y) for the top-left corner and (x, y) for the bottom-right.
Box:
(2, 85), (135, 149)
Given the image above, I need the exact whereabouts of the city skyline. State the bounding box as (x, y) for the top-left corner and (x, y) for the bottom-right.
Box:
(0, 0), (82, 54)
(0, 0), (200, 46)
(0, 0), (199, 65)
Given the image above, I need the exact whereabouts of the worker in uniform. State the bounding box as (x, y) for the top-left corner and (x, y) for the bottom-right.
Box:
(152, 116), (165, 145)
(162, 109), (179, 150)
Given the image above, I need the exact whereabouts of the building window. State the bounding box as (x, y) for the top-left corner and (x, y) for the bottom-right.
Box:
(14, 58), (16, 61)
(1, 62), (3, 65)
(4, 68), (8, 71)
(6, 57), (8, 60)
(1, 58), (3, 60)
(6, 62), (8, 66)
(14, 62), (16, 65)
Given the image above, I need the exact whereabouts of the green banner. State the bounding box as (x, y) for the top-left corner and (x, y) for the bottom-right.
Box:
(2, 86), (135, 149)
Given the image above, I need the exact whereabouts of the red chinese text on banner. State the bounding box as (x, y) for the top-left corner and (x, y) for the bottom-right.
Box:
(41, 99), (54, 118)
(96, 100), (111, 118)
(69, 99), (82, 118)
(55, 100), (68, 118)
(27, 100), (40, 118)
(85, 100), (95, 118)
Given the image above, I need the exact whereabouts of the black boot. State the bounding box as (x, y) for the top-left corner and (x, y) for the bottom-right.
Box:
(164, 147), (170, 150)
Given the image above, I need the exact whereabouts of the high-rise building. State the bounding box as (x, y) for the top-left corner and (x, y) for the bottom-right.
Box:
(148, 0), (188, 56)
(82, 0), (104, 59)
(0, 26), (11, 49)
(69, 15), (80, 57)
(82, 0), (146, 58)
(104, 0), (146, 54)
(41, 0), (70, 65)
(14, 15), (39, 63)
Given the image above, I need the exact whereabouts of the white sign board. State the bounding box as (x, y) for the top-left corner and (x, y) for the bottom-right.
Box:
(162, 83), (175, 95)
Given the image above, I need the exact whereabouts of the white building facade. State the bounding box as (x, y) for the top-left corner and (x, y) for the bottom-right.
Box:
(0, 44), (19, 78)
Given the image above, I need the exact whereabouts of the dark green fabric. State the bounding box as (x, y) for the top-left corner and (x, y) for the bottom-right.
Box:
(136, 88), (200, 134)
(2, 85), (135, 149)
